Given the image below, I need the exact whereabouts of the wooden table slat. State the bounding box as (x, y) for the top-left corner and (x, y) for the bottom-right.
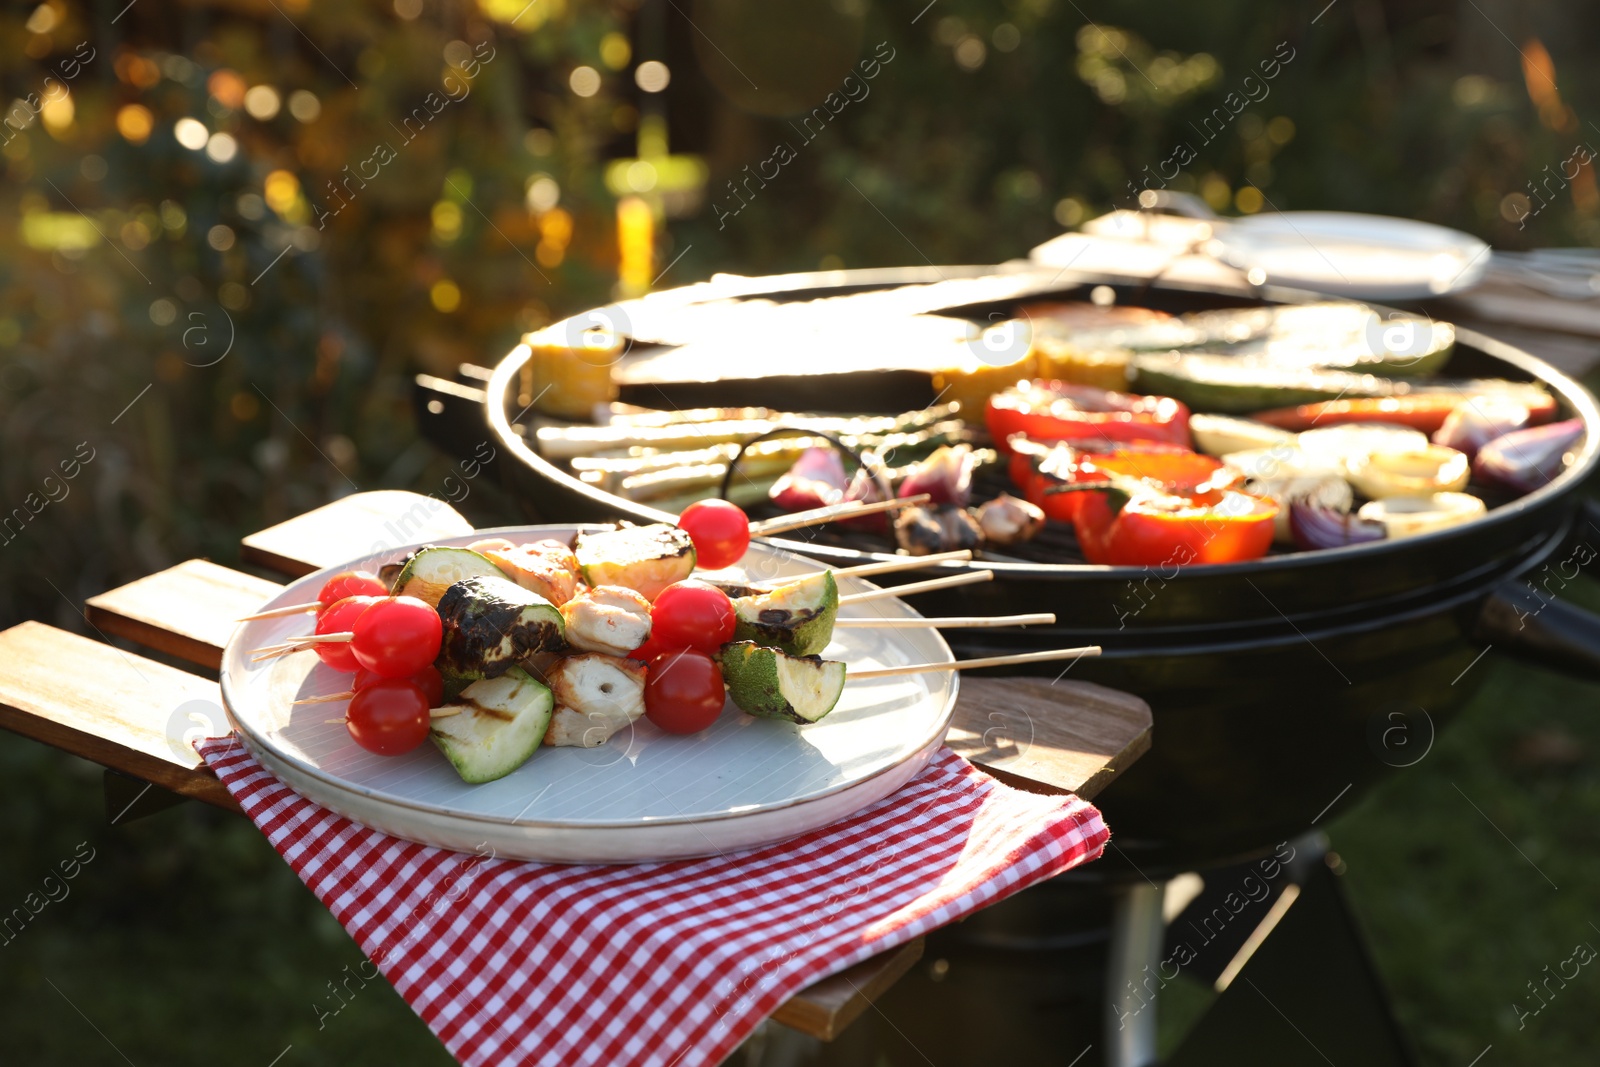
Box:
(86, 559), (281, 671)
(0, 622), (238, 811)
(944, 678), (1151, 801)
(241, 490), (475, 577)
(769, 939), (924, 1040)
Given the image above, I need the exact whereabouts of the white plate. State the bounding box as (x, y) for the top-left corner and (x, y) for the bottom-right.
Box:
(220, 526), (959, 864)
(1214, 211), (1491, 299)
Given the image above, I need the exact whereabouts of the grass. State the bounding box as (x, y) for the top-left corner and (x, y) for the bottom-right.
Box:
(1331, 651), (1600, 1066)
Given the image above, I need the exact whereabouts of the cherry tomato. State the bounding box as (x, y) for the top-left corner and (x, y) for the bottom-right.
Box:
(628, 629), (676, 663)
(351, 596), (443, 679)
(317, 569), (389, 607)
(314, 595), (380, 672)
(649, 580), (737, 655)
(678, 499), (751, 571)
(346, 678), (431, 755)
(355, 664), (444, 707)
(643, 649), (727, 734)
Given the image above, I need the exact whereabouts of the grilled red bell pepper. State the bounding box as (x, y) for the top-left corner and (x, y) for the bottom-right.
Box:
(1067, 482), (1278, 566)
(1008, 436), (1228, 522)
(987, 380), (1191, 452)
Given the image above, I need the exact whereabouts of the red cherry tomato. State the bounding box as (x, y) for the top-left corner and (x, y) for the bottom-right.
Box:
(643, 649), (727, 734)
(628, 629), (676, 663)
(677, 499), (751, 571)
(355, 664), (444, 707)
(317, 569), (389, 607)
(351, 596), (443, 679)
(649, 581), (737, 655)
(346, 678), (431, 755)
(314, 595), (380, 672)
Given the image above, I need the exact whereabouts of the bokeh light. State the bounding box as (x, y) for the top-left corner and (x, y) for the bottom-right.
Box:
(430, 279), (462, 312)
(116, 104), (154, 143)
(634, 60), (670, 93)
(244, 85), (281, 120)
(287, 90), (320, 122)
(174, 118), (209, 150)
(600, 33), (631, 71)
(205, 132), (239, 163)
(569, 66), (601, 97)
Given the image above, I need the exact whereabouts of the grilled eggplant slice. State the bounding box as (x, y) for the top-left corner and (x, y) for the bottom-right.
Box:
(391, 546), (511, 608)
(731, 571), (838, 657)
(574, 524), (696, 601)
(542, 653), (648, 747)
(436, 575), (565, 690)
(430, 667), (553, 783)
(720, 641), (846, 725)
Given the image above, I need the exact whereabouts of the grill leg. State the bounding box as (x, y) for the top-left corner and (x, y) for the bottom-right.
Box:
(1105, 880), (1166, 1067)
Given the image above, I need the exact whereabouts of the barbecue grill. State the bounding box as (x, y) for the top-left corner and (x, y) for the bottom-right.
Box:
(418, 265), (1600, 876)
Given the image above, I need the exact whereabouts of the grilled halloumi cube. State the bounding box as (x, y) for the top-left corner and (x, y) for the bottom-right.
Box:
(542, 653), (648, 748)
(559, 585), (653, 657)
(468, 538), (581, 607)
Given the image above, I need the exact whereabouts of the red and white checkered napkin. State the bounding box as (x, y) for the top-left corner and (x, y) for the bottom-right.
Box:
(199, 739), (1108, 1067)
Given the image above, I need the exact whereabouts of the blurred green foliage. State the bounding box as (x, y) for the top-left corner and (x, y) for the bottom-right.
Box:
(2, 1), (1599, 1063)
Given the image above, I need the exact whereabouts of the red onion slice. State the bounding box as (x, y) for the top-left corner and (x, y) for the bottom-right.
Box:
(1472, 418), (1585, 494)
(1288, 500), (1386, 551)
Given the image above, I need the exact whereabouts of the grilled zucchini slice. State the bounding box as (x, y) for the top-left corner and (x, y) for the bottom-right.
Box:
(430, 667), (553, 784)
(720, 641), (846, 725)
(391, 546), (511, 608)
(731, 571), (838, 657)
(436, 575), (565, 690)
(574, 524), (696, 601)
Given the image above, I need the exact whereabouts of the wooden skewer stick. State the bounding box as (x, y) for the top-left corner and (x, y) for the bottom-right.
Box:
(293, 691), (356, 705)
(834, 612), (1054, 629)
(829, 549), (973, 579)
(313, 697), (459, 718)
(239, 601), (323, 622)
(837, 569), (993, 604)
(849, 645), (1102, 679)
(251, 646), (308, 663)
(755, 550), (974, 589)
(748, 494), (932, 537)
(249, 632), (354, 656)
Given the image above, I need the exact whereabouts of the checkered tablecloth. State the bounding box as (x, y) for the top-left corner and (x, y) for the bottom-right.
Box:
(200, 739), (1109, 1067)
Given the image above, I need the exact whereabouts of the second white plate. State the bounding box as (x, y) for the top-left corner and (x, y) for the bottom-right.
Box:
(1215, 211), (1491, 299)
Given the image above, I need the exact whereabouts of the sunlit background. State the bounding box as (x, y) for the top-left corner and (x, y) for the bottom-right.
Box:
(3, 2), (1600, 1064)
